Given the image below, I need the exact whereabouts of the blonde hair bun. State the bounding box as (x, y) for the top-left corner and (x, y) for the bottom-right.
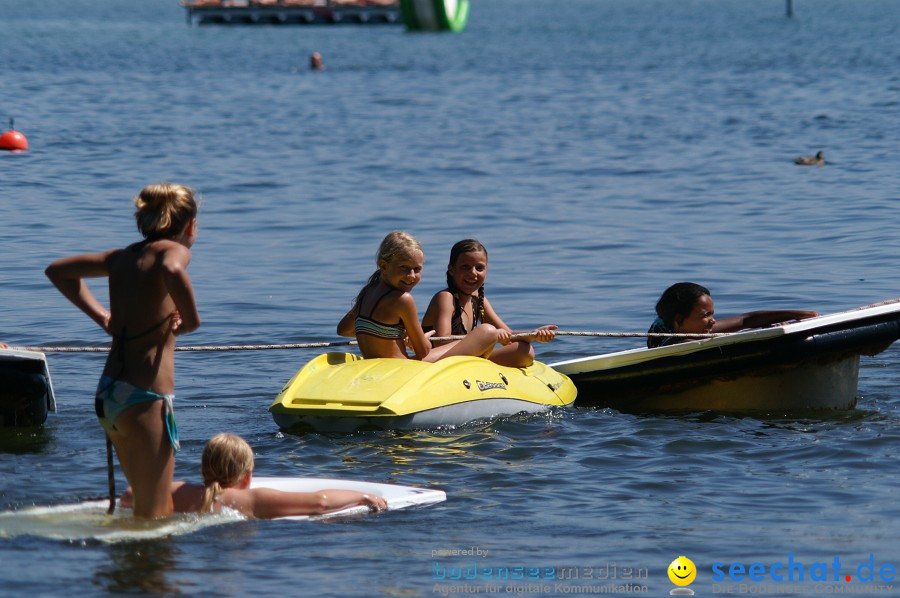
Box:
(133, 183), (198, 240)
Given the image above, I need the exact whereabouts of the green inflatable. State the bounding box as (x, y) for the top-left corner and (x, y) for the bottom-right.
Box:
(400, 0), (469, 32)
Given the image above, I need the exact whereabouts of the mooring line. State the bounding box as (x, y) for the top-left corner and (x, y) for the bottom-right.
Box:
(10, 340), (360, 353)
(10, 331), (728, 354)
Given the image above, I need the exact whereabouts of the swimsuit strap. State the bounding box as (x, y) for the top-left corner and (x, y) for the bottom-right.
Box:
(365, 288), (396, 318)
(107, 312), (175, 382)
(115, 312), (174, 343)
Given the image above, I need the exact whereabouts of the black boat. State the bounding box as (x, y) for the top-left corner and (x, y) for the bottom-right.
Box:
(551, 300), (900, 414)
(0, 349), (56, 427)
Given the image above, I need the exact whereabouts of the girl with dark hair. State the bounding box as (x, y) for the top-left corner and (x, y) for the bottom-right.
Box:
(421, 239), (556, 368)
(648, 282), (818, 348)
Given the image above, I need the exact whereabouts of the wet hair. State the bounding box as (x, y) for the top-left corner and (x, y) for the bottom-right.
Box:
(352, 231), (424, 310)
(133, 183), (198, 240)
(447, 239), (487, 325)
(655, 282), (711, 328)
(200, 433), (254, 513)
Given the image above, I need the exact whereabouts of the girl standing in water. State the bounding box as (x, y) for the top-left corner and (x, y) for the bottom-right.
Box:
(338, 231), (499, 361)
(421, 239), (556, 368)
(46, 183), (200, 518)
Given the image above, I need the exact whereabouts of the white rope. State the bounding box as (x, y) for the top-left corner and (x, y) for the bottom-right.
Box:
(431, 331), (727, 342)
(551, 331), (728, 339)
(10, 339), (359, 353)
(9, 331), (726, 354)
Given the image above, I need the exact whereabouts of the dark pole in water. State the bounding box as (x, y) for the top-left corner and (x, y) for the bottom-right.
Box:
(786, 0), (793, 17)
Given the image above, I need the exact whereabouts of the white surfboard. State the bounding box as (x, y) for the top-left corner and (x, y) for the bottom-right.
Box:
(249, 476), (446, 520)
(0, 477), (446, 543)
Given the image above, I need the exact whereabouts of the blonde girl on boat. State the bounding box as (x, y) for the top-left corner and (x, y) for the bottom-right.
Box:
(337, 231), (500, 361)
(421, 239), (557, 368)
(45, 183), (201, 519)
(120, 433), (387, 517)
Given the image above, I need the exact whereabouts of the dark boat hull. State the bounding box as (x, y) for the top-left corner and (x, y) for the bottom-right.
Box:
(0, 350), (56, 427)
(551, 301), (900, 414)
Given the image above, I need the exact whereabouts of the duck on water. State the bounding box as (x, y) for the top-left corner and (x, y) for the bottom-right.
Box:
(794, 150), (825, 165)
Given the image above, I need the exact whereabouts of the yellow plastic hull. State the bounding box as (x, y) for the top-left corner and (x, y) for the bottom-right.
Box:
(269, 353), (577, 431)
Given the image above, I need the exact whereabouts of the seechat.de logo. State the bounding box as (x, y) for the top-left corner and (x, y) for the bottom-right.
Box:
(711, 553), (896, 584)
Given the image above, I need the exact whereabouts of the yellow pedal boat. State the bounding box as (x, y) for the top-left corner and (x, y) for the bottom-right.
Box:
(269, 352), (577, 432)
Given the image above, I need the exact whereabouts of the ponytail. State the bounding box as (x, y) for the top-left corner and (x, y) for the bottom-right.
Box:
(352, 270), (382, 312)
(201, 480), (225, 513)
(476, 286), (486, 326)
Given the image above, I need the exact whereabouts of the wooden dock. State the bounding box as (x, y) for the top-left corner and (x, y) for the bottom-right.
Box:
(181, 1), (402, 26)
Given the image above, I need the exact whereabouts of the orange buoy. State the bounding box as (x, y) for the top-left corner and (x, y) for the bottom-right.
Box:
(0, 119), (28, 152)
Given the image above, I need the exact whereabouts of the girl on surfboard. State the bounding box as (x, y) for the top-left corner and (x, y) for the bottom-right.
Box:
(121, 434), (387, 517)
(648, 282), (819, 348)
(337, 231), (500, 361)
(46, 183), (201, 519)
(421, 239), (557, 368)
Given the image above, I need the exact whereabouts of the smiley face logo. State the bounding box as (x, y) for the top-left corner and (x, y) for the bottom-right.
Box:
(668, 556), (696, 586)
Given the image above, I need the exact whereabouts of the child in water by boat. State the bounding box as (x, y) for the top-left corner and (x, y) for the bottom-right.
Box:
(45, 183), (201, 519)
(337, 231), (500, 361)
(120, 433), (387, 518)
(648, 282), (819, 348)
(421, 239), (557, 367)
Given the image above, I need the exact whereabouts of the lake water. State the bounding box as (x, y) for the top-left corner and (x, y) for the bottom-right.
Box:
(1, 0), (899, 595)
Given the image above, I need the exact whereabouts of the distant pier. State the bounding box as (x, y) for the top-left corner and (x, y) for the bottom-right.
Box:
(181, 0), (402, 26)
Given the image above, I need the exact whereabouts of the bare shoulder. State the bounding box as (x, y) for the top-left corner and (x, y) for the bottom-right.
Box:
(209, 487), (255, 516)
(154, 239), (193, 269)
(394, 289), (418, 310)
(428, 289), (454, 309)
(102, 246), (128, 266)
(170, 481), (205, 512)
(436, 288), (454, 302)
(157, 239), (191, 257)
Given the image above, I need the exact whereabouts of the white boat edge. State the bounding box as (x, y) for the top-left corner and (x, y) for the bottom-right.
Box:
(550, 299), (900, 375)
(0, 347), (57, 413)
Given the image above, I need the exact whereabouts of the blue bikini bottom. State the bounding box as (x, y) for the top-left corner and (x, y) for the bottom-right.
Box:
(94, 375), (180, 452)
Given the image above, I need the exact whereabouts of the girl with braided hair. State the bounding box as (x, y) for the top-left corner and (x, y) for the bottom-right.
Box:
(421, 239), (557, 368)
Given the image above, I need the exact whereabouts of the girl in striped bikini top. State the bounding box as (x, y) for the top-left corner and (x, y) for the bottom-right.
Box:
(337, 231), (501, 362)
(354, 288), (406, 340)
